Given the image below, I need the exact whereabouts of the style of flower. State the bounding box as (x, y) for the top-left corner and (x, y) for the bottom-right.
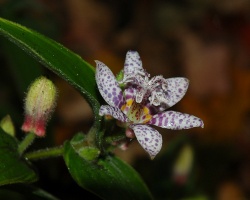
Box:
(95, 51), (204, 159)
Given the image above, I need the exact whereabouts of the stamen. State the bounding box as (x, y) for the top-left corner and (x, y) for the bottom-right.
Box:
(121, 66), (169, 107)
(134, 74), (169, 106)
(120, 68), (148, 85)
(136, 89), (146, 103)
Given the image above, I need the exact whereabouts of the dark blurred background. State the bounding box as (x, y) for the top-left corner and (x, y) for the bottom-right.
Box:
(1, 0), (250, 199)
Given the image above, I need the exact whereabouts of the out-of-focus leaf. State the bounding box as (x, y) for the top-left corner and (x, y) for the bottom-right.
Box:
(63, 135), (153, 200)
(0, 184), (59, 200)
(182, 196), (208, 200)
(136, 135), (198, 199)
(0, 128), (37, 186)
(0, 38), (43, 98)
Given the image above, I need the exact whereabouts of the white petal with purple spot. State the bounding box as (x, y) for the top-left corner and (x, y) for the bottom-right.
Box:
(99, 105), (129, 122)
(124, 51), (143, 75)
(164, 78), (189, 107)
(149, 111), (204, 130)
(95, 61), (125, 108)
(130, 124), (162, 159)
(124, 87), (137, 101)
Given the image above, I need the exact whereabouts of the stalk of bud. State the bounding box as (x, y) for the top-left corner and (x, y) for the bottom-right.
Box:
(21, 76), (57, 137)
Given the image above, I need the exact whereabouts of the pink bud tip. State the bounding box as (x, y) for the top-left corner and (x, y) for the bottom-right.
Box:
(125, 128), (135, 139)
(21, 116), (32, 133)
(34, 118), (46, 137)
(173, 174), (187, 186)
(21, 115), (46, 137)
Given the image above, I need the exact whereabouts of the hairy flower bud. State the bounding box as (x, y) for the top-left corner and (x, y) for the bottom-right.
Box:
(21, 76), (57, 137)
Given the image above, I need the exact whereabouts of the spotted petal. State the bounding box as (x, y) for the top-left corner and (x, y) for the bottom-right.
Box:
(164, 78), (189, 107)
(95, 61), (124, 108)
(124, 87), (137, 101)
(149, 111), (204, 130)
(121, 87), (137, 115)
(124, 51), (143, 76)
(130, 125), (162, 159)
(99, 105), (129, 122)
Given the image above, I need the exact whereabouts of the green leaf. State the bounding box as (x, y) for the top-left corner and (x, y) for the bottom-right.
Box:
(0, 128), (37, 186)
(63, 140), (153, 200)
(0, 38), (43, 98)
(0, 17), (100, 117)
(0, 184), (59, 200)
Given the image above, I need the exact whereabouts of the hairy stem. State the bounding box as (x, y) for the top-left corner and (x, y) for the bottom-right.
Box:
(24, 145), (64, 160)
(18, 132), (36, 155)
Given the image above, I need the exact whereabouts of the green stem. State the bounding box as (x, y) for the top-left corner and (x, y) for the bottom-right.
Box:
(86, 126), (98, 146)
(24, 145), (64, 160)
(18, 132), (36, 155)
(105, 135), (126, 144)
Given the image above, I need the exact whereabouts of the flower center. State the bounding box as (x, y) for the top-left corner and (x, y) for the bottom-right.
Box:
(121, 99), (152, 124)
(133, 74), (169, 106)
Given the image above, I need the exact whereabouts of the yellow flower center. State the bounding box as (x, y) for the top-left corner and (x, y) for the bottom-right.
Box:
(121, 99), (152, 124)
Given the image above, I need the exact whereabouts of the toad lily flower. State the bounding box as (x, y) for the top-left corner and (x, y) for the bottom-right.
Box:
(95, 51), (204, 159)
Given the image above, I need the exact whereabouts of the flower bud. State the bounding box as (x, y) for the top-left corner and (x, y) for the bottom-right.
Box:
(21, 76), (57, 137)
(172, 144), (193, 185)
(77, 146), (100, 161)
(0, 115), (15, 137)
